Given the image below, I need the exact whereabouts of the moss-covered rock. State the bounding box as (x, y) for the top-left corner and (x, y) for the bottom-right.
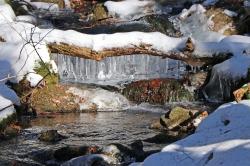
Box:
(0, 112), (17, 133)
(122, 79), (194, 105)
(38, 129), (66, 142)
(93, 3), (108, 21)
(160, 107), (191, 130)
(34, 62), (58, 85)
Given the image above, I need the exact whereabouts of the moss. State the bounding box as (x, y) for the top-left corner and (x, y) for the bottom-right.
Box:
(93, 3), (108, 21)
(0, 113), (17, 132)
(34, 62), (59, 86)
(30, 85), (79, 113)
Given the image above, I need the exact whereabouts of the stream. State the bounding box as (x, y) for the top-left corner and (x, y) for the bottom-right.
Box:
(0, 110), (165, 165)
(0, 2), (219, 166)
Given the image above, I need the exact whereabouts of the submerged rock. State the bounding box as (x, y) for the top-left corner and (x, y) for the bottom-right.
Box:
(38, 130), (66, 142)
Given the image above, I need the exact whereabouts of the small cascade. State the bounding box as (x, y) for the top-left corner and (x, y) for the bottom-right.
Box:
(53, 54), (187, 85)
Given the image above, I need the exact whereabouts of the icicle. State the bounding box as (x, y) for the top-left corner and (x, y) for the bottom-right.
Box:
(53, 54), (186, 85)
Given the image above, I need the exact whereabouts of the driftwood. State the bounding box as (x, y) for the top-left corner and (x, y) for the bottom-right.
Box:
(48, 38), (231, 67)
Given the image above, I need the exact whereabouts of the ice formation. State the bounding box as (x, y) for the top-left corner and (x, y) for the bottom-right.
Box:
(53, 54), (186, 85)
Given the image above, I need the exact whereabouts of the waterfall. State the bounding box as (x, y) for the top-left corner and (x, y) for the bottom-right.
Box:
(53, 54), (187, 85)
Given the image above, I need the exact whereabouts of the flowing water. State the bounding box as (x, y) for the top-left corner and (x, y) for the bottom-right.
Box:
(0, 111), (165, 165)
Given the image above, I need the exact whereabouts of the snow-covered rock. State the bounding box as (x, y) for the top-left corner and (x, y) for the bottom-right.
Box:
(26, 72), (43, 87)
(133, 100), (250, 166)
(104, 0), (159, 20)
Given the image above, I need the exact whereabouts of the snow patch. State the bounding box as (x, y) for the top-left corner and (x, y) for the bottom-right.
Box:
(26, 72), (43, 87)
(104, 0), (159, 20)
(0, 4), (16, 23)
(133, 100), (250, 166)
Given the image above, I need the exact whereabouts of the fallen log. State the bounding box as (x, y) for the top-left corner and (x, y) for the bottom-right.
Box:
(47, 38), (231, 67)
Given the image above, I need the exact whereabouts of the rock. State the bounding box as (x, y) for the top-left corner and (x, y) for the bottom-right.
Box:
(160, 107), (193, 130)
(143, 131), (185, 144)
(149, 119), (164, 130)
(233, 83), (250, 102)
(93, 3), (108, 21)
(38, 130), (66, 142)
(62, 154), (117, 166)
(206, 7), (238, 35)
(0, 36), (5, 42)
(30, 149), (54, 164)
(102, 142), (147, 164)
(140, 14), (181, 37)
(54, 145), (100, 161)
(122, 79), (195, 105)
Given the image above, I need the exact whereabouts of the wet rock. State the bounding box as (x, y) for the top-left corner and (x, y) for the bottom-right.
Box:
(54, 145), (100, 161)
(140, 14), (181, 37)
(143, 131), (185, 144)
(38, 130), (66, 142)
(160, 107), (193, 130)
(122, 79), (195, 105)
(150, 119), (165, 130)
(61, 154), (116, 166)
(30, 149), (54, 164)
(3, 124), (21, 139)
(102, 143), (136, 164)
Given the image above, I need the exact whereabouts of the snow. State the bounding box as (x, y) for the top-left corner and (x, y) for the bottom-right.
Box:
(179, 4), (206, 20)
(0, 4), (16, 23)
(16, 15), (38, 25)
(104, 0), (158, 20)
(0, 42), (50, 83)
(244, 0), (250, 7)
(44, 29), (187, 53)
(0, 96), (16, 122)
(203, 0), (219, 6)
(132, 100), (250, 166)
(29, 2), (59, 11)
(223, 9), (238, 17)
(0, 84), (19, 105)
(0, 3), (51, 125)
(0, 84), (18, 125)
(26, 72), (43, 87)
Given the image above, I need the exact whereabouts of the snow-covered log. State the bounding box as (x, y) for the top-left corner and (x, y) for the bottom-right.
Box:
(45, 30), (231, 67)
